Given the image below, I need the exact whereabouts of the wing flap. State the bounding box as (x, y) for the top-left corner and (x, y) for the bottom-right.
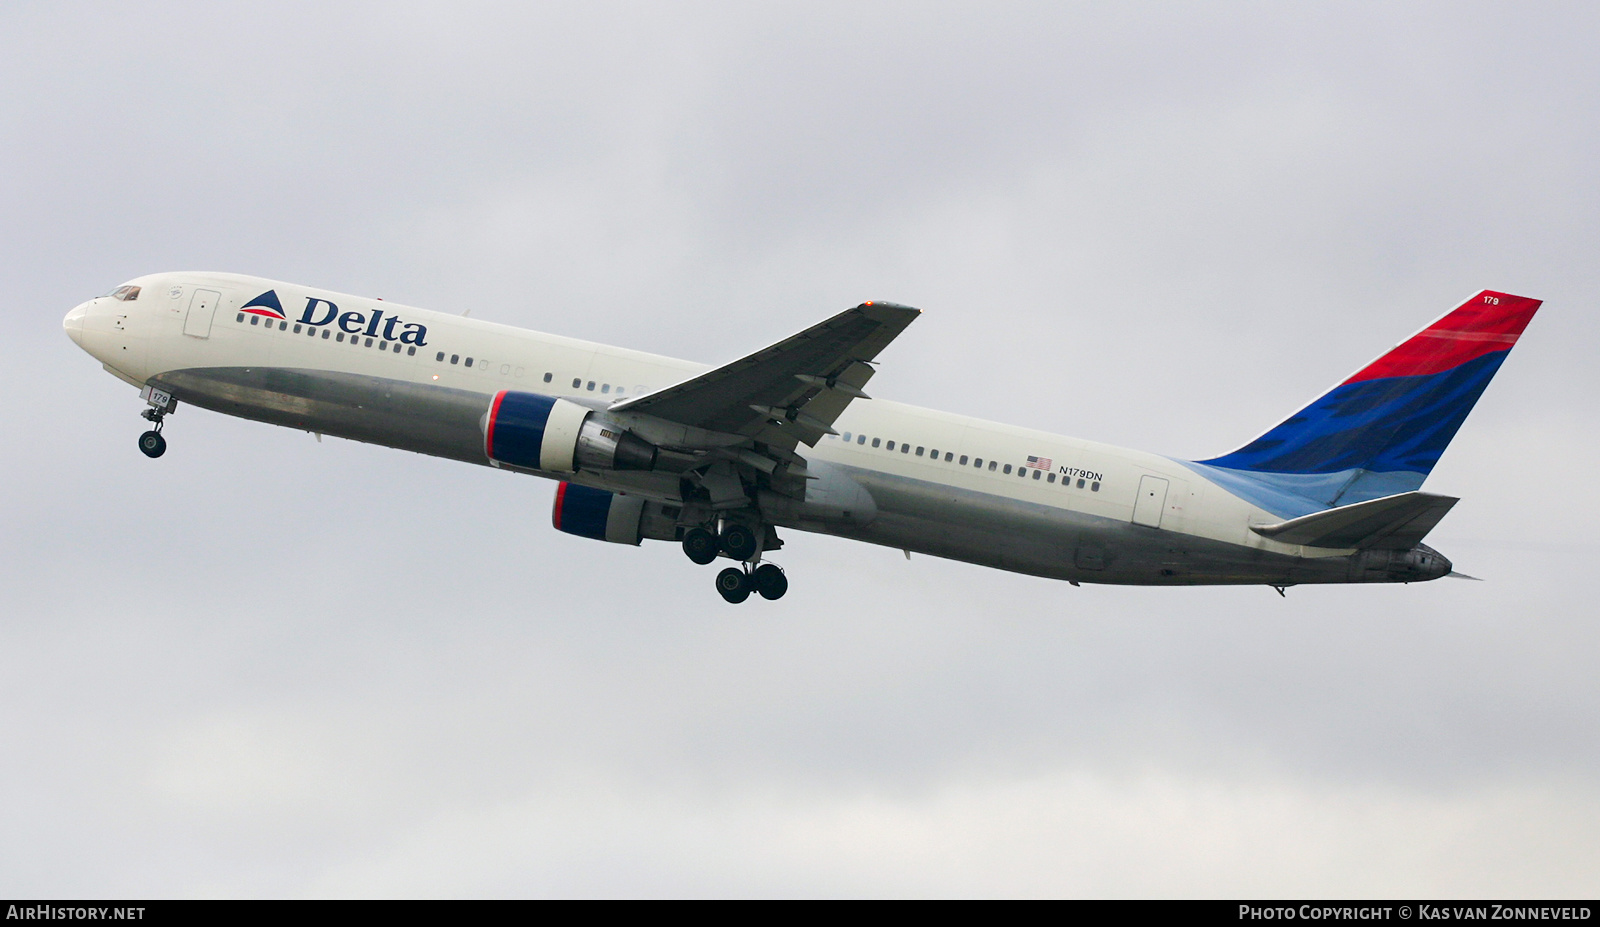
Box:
(1250, 491), (1459, 550)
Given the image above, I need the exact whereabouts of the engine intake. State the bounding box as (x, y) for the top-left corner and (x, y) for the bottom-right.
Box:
(484, 391), (657, 473)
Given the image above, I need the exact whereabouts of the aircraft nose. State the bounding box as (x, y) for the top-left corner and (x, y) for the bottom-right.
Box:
(63, 301), (88, 348)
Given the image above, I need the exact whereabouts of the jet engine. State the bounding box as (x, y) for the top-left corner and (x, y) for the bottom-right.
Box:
(484, 391), (657, 473)
(551, 482), (677, 545)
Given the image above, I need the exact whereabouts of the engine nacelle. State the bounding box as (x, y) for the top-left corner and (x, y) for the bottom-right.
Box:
(552, 482), (677, 545)
(484, 391), (657, 473)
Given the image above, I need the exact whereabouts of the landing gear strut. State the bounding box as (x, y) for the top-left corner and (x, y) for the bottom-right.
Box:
(137, 387), (175, 458)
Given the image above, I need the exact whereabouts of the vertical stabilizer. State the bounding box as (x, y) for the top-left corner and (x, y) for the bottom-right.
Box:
(1188, 290), (1540, 517)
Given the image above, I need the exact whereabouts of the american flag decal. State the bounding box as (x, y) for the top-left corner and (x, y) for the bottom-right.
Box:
(1026, 456), (1052, 470)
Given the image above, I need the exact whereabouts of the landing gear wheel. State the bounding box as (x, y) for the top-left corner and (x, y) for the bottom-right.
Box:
(715, 567), (751, 604)
(752, 563), (788, 600)
(720, 523), (758, 561)
(138, 430), (167, 458)
(682, 527), (719, 565)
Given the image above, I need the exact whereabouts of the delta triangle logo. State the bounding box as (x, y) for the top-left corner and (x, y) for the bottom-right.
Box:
(241, 289), (287, 319)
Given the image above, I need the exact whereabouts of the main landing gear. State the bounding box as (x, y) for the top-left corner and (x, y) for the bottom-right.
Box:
(682, 522), (788, 602)
(715, 563), (788, 604)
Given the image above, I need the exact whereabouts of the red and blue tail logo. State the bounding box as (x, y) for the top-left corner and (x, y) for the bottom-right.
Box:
(240, 289), (287, 319)
(1189, 290), (1541, 516)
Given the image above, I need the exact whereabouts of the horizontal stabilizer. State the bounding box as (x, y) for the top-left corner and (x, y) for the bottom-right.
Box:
(1250, 491), (1458, 550)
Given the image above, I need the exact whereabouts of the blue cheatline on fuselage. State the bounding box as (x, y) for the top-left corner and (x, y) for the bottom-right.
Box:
(1181, 349), (1512, 519)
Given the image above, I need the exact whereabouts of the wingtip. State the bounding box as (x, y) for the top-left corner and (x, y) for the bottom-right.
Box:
(859, 300), (921, 314)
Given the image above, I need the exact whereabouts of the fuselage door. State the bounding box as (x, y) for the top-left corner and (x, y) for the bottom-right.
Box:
(183, 288), (222, 338)
(1133, 474), (1169, 528)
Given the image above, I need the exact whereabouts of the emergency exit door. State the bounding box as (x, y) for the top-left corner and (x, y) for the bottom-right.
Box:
(183, 288), (222, 338)
(1132, 475), (1169, 528)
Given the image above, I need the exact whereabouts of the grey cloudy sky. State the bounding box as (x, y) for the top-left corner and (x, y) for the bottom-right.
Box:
(3, 1), (1597, 897)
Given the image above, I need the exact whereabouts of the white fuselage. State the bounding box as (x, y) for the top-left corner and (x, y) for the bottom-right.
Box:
(64, 272), (1445, 587)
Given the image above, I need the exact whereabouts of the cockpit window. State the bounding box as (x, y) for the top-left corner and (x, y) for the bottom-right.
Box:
(101, 285), (141, 301)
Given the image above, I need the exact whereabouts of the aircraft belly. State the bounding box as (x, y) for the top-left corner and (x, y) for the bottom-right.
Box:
(826, 465), (1336, 585)
(149, 366), (493, 464)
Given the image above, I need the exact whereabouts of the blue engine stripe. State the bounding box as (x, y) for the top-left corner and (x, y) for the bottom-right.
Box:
(556, 484), (614, 540)
(489, 392), (558, 469)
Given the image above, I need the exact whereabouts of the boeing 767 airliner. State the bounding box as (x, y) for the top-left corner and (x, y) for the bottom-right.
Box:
(63, 275), (1539, 601)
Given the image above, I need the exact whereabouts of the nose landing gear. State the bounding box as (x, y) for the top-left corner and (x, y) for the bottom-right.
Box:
(137, 423), (167, 458)
(136, 386), (176, 458)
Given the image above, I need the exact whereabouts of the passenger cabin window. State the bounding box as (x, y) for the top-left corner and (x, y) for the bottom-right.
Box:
(587, 381), (595, 391)
(1032, 470), (1041, 479)
(250, 316), (259, 326)
(450, 354), (459, 364)
(886, 441), (895, 451)
(602, 384), (610, 394)
(988, 461), (997, 471)
(945, 452), (954, 462)
(1047, 473), (1056, 483)
(437, 352), (445, 361)
(1077, 478), (1085, 488)
(857, 435), (866, 445)
(1091, 481), (1101, 492)
(543, 372), (553, 383)
(465, 357), (473, 367)
(871, 438), (880, 448)
(842, 432), (852, 442)
(901, 444), (910, 454)
(916, 447), (925, 457)
(1003, 464), (1012, 474)
(573, 378), (582, 388)
(959, 455), (968, 465)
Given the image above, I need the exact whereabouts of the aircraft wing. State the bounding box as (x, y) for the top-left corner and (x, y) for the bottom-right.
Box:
(610, 301), (919, 455)
(1250, 491), (1459, 550)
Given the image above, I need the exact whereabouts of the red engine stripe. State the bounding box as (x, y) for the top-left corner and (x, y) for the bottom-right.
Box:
(485, 390), (508, 459)
(552, 481), (568, 530)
